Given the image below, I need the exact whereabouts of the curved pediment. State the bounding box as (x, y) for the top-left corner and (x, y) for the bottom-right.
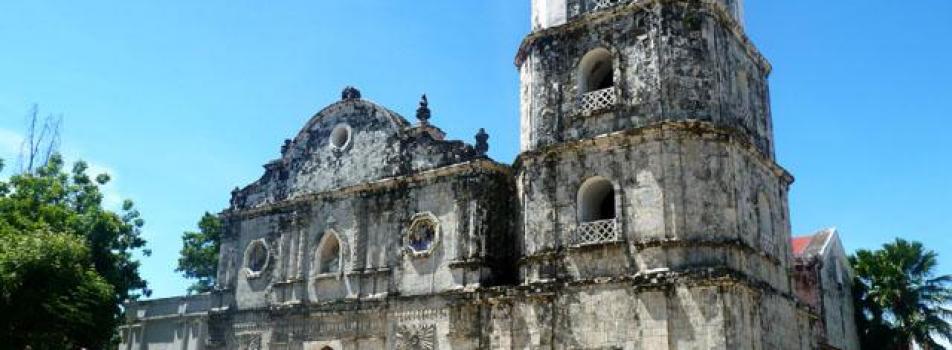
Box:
(230, 89), (491, 210)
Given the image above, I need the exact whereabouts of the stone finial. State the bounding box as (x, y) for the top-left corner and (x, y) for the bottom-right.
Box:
(475, 128), (489, 155)
(416, 94), (431, 125)
(230, 187), (241, 208)
(281, 139), (292, 155)
(341, 86), (361, 100)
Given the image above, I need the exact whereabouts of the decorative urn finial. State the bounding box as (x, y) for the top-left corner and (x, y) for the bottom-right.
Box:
(416, 94), (431, 125)
(475, 128), (489, 155)
(341, 86), (361, 100)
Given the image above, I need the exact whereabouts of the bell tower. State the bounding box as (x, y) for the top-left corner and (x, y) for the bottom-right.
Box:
(515, 0), (816, 348)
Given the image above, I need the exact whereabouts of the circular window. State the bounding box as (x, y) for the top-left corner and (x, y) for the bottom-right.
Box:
(329, 124), (351, 150)
(244, 240), (270, 275)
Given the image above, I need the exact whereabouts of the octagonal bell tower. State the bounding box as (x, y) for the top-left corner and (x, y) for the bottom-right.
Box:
(514, 0), (817, 348)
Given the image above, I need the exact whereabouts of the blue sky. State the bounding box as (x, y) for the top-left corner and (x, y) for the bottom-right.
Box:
(0, 1), (949, 299)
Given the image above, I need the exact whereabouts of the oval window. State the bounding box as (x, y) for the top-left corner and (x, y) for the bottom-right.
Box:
(245, 240), (269, 274)
(330, 124), (351, 150)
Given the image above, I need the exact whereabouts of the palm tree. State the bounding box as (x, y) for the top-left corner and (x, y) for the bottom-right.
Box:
(851, 239), (952, 350)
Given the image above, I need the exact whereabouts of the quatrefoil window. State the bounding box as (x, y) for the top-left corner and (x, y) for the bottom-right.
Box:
(409, 222), (436, 252)
(405, 212), (440, 257)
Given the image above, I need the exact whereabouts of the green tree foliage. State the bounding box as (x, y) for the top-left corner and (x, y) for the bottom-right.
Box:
(851, 239), (952, 350)
(0, 155), (150, 347)
(177, 212), (223, 294)
(0, 231), (115, 349)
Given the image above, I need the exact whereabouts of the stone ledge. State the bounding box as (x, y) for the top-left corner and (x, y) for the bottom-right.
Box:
(519, 235), (786, 266)
(222, 159), (512, 220)
(513, 119), (794, 185)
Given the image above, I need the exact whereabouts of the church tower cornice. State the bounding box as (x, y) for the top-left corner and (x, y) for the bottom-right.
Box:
(516, 0), (771, 75)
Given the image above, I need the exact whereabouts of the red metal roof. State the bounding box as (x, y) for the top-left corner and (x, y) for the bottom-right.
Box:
(791, 236), (814, 256)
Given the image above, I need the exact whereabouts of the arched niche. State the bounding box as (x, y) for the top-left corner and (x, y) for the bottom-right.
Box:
(578, 48), (614, 93)
(316, 230), (343, 276)
(577, 176), (618, 223)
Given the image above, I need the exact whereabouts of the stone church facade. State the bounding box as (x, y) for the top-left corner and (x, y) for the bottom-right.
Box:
(120, 0), (860, 349)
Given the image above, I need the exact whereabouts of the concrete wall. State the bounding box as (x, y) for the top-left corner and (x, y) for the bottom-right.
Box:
(531, 0), (568, 30)
(792, 231), (861, 350)
(119, 295), (210, 350)
(819, 238), (861, 350)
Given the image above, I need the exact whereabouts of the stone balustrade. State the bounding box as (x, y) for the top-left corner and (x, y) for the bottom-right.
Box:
(577, 86), (618, 114)
(573, 218), (620, 246)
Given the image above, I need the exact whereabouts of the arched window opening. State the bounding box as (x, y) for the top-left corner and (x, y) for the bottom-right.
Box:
(578, 48), (614, 93)
(578, 177), (616, 223)
(321, 346), (334, 350)
(318, 233), (341, 274)
(588, 61), (613, 91)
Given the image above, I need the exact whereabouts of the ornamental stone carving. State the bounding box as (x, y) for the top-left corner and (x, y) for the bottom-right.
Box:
(341, 86), (361, 100)
(395, 324), (436, 350)
(474, 128), (489, 155)
(416, 94), (431, 125)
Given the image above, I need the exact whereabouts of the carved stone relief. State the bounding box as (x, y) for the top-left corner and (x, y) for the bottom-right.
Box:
(395, 324), (436, 350)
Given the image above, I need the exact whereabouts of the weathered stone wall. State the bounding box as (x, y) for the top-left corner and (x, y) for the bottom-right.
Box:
(811, 238), (860, 350)
(170, 277), (812, 350)
(220, 163), (515, 308)
(486, 278), (813, 350)
(514, 1), (812, 349)
(515, 124), (793, 294)
(519, 1), (771, 158)
(818, 239), (860, 350)
(192, 95), (520, 349)
(232, 99), (485, 211)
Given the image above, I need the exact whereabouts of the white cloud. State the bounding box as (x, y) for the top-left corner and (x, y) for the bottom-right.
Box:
(82, 161), (124, 210)
(0, 127), (125, 210)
